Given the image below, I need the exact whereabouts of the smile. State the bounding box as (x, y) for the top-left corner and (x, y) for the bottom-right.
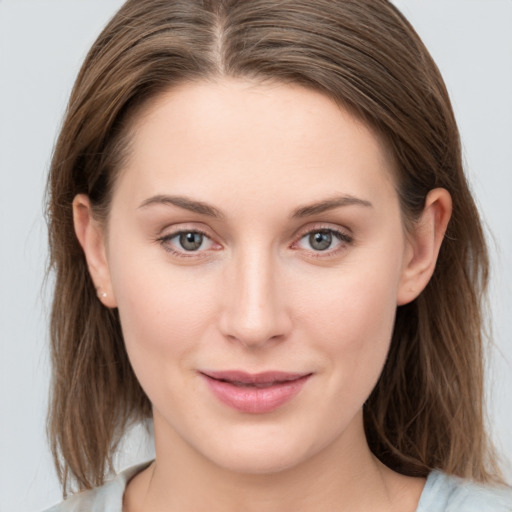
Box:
(200, 370), (312, 414)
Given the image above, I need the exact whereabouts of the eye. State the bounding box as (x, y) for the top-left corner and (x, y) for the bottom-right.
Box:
(178, 232), (205, 251)
(158, 229), (218, 256)
(308, 231), (334, 251)
(294, 228), (352, 253)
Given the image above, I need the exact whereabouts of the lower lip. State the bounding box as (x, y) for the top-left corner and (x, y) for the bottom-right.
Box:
(202, 374), (311, 414)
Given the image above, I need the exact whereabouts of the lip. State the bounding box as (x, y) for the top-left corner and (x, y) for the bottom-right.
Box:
(200, 370), (312, 414)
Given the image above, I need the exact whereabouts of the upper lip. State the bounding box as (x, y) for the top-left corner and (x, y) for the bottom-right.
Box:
(200, 370), (311, 385)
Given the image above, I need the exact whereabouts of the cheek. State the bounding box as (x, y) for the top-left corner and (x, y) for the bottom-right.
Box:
(293, 256), (401, 391)
(107, 239), (219, 387)
(117, 274), (216, 345)
(298, 258), (399, 339)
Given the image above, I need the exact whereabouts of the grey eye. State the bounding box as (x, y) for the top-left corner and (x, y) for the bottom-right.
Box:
(309, 231), (332, 251)
(179, 232), (204, 251)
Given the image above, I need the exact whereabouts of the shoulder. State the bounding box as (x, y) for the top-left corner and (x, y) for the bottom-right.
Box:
(42, 462), (152, 512)
(417, 471), (512, 512)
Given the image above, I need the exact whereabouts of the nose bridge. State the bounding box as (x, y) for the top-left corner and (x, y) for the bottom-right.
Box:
(220, 243), (289, 347)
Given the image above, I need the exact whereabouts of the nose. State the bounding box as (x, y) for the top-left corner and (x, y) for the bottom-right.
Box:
(218, 249), (292, 349)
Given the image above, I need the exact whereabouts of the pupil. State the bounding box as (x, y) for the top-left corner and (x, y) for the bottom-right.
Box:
(180, 232), (203, 251)
(310, 231), (332, 251)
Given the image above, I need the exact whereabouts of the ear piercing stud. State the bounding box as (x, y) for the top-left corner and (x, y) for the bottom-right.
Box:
(96, 286), (107, 299)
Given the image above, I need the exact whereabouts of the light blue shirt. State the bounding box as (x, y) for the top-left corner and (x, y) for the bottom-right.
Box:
(44, 463), (512, 511)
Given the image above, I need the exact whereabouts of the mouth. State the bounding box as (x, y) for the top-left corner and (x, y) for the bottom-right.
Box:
(199, 370), (312, 414)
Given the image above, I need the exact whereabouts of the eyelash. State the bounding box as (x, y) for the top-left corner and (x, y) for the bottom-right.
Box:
(156, 226), (353, 259)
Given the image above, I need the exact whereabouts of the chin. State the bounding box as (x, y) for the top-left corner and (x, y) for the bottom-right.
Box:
(194, 422), (324, 476)
(210, 443), (309, 476)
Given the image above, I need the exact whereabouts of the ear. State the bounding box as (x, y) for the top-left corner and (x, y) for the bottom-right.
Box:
(397, 188), (452, 306)
(73, 194), (117, 308)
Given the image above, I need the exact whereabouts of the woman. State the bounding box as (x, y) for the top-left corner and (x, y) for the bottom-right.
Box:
(44, 0), (511, 510)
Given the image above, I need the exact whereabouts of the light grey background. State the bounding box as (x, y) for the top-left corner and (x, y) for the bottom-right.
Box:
(0, 1), (510, 510)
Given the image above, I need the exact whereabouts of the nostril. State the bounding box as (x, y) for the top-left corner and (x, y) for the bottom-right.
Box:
(220, 315), (290, 349)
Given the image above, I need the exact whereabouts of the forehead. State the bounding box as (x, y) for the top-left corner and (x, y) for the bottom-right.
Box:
(114, 79), (397, 213)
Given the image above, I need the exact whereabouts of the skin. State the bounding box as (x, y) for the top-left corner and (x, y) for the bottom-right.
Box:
(74, 79), (452, 511)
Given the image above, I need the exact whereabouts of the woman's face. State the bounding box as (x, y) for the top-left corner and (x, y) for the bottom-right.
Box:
(98, 79), (417, 473)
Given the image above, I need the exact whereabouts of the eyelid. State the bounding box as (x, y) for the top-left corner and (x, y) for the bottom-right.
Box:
(156, 221), (215, 238)
(292, 222), (353, 241)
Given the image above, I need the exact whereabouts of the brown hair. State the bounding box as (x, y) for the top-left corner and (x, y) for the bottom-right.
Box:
(46, 0), (502, 494)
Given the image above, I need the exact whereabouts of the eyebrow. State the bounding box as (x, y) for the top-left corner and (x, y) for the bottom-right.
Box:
(138, 195), (223, 217)
(292, 195), (373, 218)
(137, 193), (372, 219)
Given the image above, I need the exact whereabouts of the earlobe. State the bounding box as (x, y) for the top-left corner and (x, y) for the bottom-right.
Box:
(397, 188), (452, 306)
(72, 194), (117, 308)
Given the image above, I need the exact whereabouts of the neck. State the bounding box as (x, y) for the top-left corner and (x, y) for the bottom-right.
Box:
(125, 411), (424, 512)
